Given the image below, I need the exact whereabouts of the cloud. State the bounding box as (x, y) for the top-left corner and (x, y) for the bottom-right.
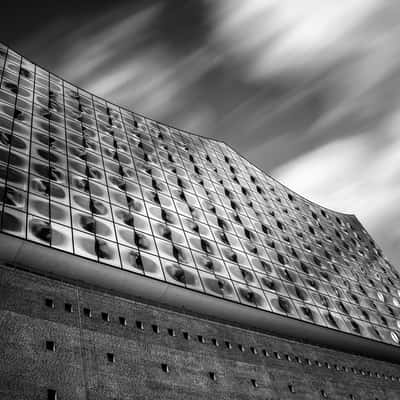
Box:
(209, 0), (382, 79)
(207, 1), (400, 162)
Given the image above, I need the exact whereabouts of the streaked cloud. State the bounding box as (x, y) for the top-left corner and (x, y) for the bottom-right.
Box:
(210, 0), (381, 78)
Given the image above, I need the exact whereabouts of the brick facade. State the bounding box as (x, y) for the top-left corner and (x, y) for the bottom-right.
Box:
(1, 264), (399, 400)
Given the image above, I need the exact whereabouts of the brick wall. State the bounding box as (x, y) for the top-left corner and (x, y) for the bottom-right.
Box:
(0, 263), (399, 400)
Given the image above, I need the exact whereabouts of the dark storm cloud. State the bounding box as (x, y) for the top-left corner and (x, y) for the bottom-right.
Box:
(2, 0), (400, 266)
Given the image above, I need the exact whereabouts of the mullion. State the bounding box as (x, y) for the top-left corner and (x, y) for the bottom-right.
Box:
(2, 54), (23, 232)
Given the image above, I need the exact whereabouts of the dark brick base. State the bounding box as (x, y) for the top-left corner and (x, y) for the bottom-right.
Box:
(0, 263), (399, 400)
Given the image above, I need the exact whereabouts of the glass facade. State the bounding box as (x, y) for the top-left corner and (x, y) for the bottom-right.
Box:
(0, 42), (399, 346)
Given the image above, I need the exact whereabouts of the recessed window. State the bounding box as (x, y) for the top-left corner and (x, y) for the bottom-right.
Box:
(198, 335), (205, 343)
(168, 328), (176, 337)
(136, 320), (144, 330)
(212, 338), (219, 346)
(83, 308), (91, 317)
(288, 384), (295, 393)
(250, 346), (257, 355)
(152, 324), (160, 334)
(64, 303), (73, 313)
(209, 372), (217, 381)
(45, 298), (54, 308)
(225, 341), (232, 349)
(119, 317), (126, 326)
(262, 349), (270, 357)
(321, 389), (328, 398)
(161, 363), (169, 373)
(238, 344), (244, 352)
(47, 389), (57, 400)
(46, 341), (55, 352)
(101, 312), (109, 322)
(183, 331), (190, 340)
(273, 351), (282, 359)
(107, 353), (115, 363)
(251, 379), (258, 388)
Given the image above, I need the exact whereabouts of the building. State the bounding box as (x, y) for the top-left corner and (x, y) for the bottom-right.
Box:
(0, 41), (399, 399)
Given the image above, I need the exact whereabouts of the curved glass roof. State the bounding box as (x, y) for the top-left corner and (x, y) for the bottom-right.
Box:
(1, 42), (399, 347)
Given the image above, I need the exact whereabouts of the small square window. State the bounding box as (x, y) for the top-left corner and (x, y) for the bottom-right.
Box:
(161, 363), (169, 373)
(64, 303), (73, 313)
(168, 328), (175, 337)
(225, 341), (232, 349)
(238, 344), (244, 352)
(262, 349), (270, 357)
(83, 308), (91, 317)
(209, 372), (216, 381)
(183, 331), (190, 340)
(212, 338), (219, 346)
(198, 335), (205, 343)
(250, 346), (257, 355)
(251, 379), (258, 388)
(152, 324), (160, 333)
(288, 384), (295, 393)
(101, 312), (109, 322)
(136, 320), (144, 330)
(46, 341), (55, 352)
(107, 352), (115, 363)
(45, 298), (54, 308)
(119, 317), (126, 326)
(48, 389), (57, 400)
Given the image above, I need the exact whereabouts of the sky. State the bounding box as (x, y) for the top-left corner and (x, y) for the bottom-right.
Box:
(2, 1), (400, 266)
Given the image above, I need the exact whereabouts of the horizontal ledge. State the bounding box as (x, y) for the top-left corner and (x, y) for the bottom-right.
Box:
(0, 232), (399, 364)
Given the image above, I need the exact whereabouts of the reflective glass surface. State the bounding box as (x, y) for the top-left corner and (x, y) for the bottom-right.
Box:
(1, 42), (399, 346)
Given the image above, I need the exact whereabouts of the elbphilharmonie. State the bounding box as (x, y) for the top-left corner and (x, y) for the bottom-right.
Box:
(0, 42), (399, 399)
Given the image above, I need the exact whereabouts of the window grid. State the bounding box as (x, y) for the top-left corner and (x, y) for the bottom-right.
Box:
(0, 42), (399, 347)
